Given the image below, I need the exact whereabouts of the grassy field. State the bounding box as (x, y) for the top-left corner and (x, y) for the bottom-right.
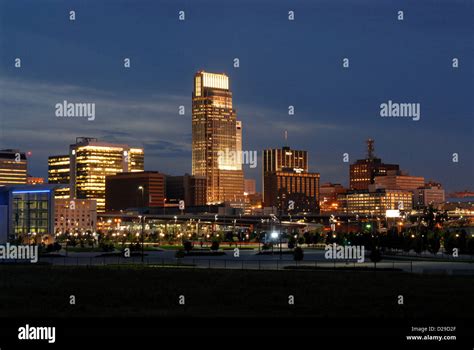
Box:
(0, 265), (473, 318)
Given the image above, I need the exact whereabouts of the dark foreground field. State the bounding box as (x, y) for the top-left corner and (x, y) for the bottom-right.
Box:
(0, 265), (473, 318)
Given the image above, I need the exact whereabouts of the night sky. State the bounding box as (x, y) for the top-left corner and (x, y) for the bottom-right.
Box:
(0, 0), (472, 192)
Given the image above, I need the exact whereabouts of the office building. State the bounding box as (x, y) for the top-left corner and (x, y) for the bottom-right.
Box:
(192, 71), (244, 204)
(55, 198), (97, 234)
(50, 138), (144, 212)
(319, 183), (346, 213)
(263, 145), (319, 213)
(244, 179), (256, 195)
(264, 171), (320, 213)
(263, 146), (308, 173)
(374, 170), (424, 191)
(105, 171), (164, 212)
(48, 154), (71, 198)
(414, 183), (446, 207)
(166, 174), (207, 207)
(0, 149), (27, 186)
(349, 139), (399, 190)
(338, 188), (413, 216)
(0, 185), (57, 243)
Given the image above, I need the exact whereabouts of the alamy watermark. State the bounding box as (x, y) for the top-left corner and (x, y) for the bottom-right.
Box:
(324, 243), (365, 263)
(380, 100), (420, 121)
(55, 100), (95, 121)
(18, 324), (55, 344)
(0, 243), (38, 263)
(217, 148), (257, 169)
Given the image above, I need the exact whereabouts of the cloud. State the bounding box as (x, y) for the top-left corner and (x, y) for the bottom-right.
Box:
(0, 77), (191, 175)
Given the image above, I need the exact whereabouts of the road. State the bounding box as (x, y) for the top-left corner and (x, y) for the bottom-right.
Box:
(34, 248), (474, 275)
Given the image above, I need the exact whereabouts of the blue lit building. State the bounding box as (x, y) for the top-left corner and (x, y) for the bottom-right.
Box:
(0, 185), (57, 243)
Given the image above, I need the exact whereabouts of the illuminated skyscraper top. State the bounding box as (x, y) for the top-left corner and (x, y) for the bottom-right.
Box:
(192, 71), (243, 204)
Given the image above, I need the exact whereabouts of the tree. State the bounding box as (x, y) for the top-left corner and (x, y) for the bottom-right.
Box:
(287, 236), (296, 249)
(412, 236), (423, 255)
(443, 232), (457, 255)
(210, 241), (219, 251)
(293, 247), (304, 261)
(427, 231), (440, 255)
(183, 240), (193, 253)
(369, 248), (382, 263)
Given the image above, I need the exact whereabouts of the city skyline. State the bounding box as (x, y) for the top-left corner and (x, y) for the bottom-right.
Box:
(0, 0), (472, 193)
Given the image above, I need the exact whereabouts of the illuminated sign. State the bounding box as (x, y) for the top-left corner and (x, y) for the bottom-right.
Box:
(386, 209), (400, 218)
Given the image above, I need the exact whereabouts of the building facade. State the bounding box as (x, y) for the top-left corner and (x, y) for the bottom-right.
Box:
(0, 185), (56, 243)
(166, 174), (207, 207)
(414, 183), (446, 207)
(262, 146), (318, 213)
(0, 149), (27, 186)
(49, 138), (144, 212)
(374, 170), (425, 191)
(264, 170), (320, 213)
(263, 146), (308, 173)
(55, 198), (97, 234)
(48, 154), (71, 198)
(105, 171), (164, 212)
(244, 178), (256, 195)
(192, 71), (244, 204)
(319, 182), (346, 213)
(338, 188), (413, 216)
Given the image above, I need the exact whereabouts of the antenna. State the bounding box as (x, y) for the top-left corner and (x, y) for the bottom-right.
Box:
(367, 138), (375, 159)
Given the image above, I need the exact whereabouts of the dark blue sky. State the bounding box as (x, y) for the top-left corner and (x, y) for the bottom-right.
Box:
(0, 0), (472, 192)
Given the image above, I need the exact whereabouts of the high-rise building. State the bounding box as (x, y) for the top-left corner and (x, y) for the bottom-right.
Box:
(192, 71), (244, 204)
(0, 149), (27, 186)
(263, 146), (308, 173)
(48, 155), (71, 198)
(349, 139), (399, 190)
(264, 171), (320, 213)
(51, 138), (144, 212)
(262, 145), (318, 213)
(105, 171), (164, 212)
(166, 174), (207, 207)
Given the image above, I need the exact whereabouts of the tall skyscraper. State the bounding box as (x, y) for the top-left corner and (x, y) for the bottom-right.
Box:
(192, 71), (244, 204)
(49, 138), (144, 212)
(349, 139), (399, 190)
(0, 149), (27, 186)
(263, 146), (319, 213)
(48, 154), (71, 198)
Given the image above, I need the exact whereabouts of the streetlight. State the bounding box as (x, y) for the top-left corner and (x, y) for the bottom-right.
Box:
(138, 186), (144, 208)
(271, 231), (282, 258)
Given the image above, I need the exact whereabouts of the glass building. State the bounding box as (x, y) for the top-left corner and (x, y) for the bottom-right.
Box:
(49, 138), (144, 212)
(192, 71), (244, 204)
(0, 186), (56, 243)
(48, 154), (71, 198)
